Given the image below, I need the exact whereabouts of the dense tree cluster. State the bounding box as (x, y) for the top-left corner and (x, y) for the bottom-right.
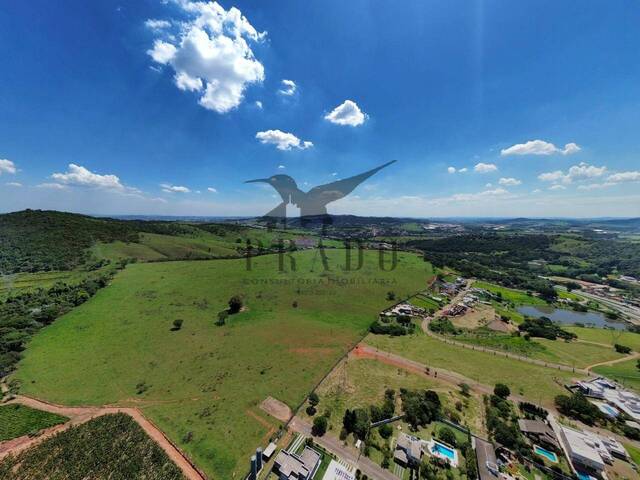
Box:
(400, 389), (441, 430)
(517, 317), (576, 341)
(409, 232), (640, 292)
(555, 392), (604, 426)
(0, 273), (113, 377)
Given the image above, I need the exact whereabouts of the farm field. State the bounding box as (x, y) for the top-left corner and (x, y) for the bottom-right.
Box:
(593, 358), (640, 393)
(11, 250), (434, 479)
(0, 413), (184, 480)
(0, 404), (68, 441)
(364, 330), (583, 407)
(306, 357), (482, 435)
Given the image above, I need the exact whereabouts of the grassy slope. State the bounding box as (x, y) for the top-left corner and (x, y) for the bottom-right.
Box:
(564, 326), (640, 351)
(0, 413), (184, 480)
(0, 404), (68, 441)
(12, 250), (433, 479)
(474, 281), (547, 306)
(308, 357), (482, 435)
(454, 333), (623, 369)
(364, 330), (582, 407)
(593, 359), (640, 393)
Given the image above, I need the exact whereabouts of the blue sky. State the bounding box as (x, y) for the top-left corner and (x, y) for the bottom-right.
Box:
(1, 0), (639, 217)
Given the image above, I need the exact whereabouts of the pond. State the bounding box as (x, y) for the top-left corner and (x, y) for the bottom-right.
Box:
(516, 305), (627, 330)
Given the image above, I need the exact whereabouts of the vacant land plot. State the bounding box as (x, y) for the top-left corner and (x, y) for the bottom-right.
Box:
(593, 358), (640, 393)
(454, 332), (623, 369)
(474, 281), (547, 306)
(0, 413), (184, 480)
(12, 250), (433, 479)
(0, 404), (67, 442)
(308, 357), (483, 435)
(564, 326), (640, 351)
(365, 330), (583, 407)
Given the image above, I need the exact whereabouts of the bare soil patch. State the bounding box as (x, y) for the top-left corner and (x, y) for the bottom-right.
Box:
(259, 396), (292, 422)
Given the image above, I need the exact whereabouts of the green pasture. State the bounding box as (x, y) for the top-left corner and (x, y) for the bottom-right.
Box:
(0, 270), (87, 298)
(593, 358), (640, 393)
(364, 330), (583, 407)
(0, 404), (68, 441)
(564, 326), (640, 351)
(474, 281), (547, 306)
(12, 250), (433, 479)
(454, 332), (624, 369)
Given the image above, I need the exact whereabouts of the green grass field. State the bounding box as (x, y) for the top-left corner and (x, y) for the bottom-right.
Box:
(593, 358), (640, 393)
(454, 332), (624, 369)
(364, 330), (583, 407)
(474, 281), (547, 306)
(307, 357), (482, 435)
(564, 326), (640, 351)
(0, 413), (184, 480)
(11, 250), (434, 479)
(0, 404), (68, 441)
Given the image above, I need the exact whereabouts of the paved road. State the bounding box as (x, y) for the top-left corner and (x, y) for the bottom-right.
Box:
(474, 437), (497, 480)
(289, 416), (399, 480)
(0, 395), (207, 480)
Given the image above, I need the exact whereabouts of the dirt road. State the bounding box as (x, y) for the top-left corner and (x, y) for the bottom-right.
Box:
(0, 395), (207, 480)
(585, 352), (640, 371)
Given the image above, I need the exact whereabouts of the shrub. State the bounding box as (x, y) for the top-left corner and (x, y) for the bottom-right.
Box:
(311, 415), (328, 436)
(494, 383), (510, 399)
(216, 310), (228, 326)
(438, 426), (457, 447)
(306, 406), (317, 416)
(308, 392), (320, 407)
(228, 295), (243, 314)
(379, 424), (393, 439)
(615, 343), (632, 354)
(171, 319), (183, 331)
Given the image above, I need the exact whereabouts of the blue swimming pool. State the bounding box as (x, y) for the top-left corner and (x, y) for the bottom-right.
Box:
(534, 445), (558, 463)
(601, 404), (618, 416)
(432, 442), (456, 460)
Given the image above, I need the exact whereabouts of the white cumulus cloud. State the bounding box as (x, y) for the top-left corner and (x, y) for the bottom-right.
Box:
(255, 130), (313, 151)
(607, 171), (640, 183)
(0, 159), (17, 175)
(549, 184), (566, 191)
(501, 140), (581, 156)
(498, 177), (522, 186)
(161, 183), (191, 193)
(52, 164), (124, 190)
(147, 1), (265, 114)
(5, 182), (22, 187)
(145, 19), (171, 30)
(324, 100), (367, 127)
(447, 167), (456, 174)
(207, 187), (218, 193)
(538, 162), (606, 185)
(278, 79), (296, 96)
(474, 162), (498, 173)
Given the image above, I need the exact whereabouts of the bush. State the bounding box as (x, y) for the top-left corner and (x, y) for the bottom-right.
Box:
(171, 319), (183, 331)
(438, 427), (457, 447)
(308, 392), (320, 407)
(379, 423), (393, 439)
(228, 295), (243, 314)
(614, 343), (632, 354)
(494, 383), (510, 399)
(311, 416), (328, 436)
(306, 406), (317, 416)
(216, 310), (228, 326)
